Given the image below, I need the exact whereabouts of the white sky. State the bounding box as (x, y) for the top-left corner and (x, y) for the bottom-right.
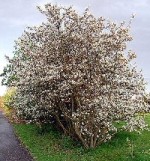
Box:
(0, 0), (150, 96)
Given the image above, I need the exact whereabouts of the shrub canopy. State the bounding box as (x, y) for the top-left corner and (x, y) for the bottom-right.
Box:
(4, 4), (148, 148)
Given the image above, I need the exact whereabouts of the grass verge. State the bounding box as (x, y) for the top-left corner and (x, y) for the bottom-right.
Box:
(13, 114), (150, 161)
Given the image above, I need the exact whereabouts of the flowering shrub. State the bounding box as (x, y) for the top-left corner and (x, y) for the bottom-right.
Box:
(7, 4), (148, 148)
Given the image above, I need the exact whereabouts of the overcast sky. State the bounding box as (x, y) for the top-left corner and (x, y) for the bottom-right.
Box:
(0, 0), (150, 96)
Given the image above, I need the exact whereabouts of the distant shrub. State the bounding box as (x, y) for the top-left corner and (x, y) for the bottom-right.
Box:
(3, 87), (16, 109)
(0, 96), (4, 109)
(1, 87), (17, 121)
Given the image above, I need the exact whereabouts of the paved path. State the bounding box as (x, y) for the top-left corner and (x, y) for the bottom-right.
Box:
(0, 112), (33, 161)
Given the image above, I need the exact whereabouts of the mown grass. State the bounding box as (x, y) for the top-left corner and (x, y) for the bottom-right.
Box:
(13, 114), (150, 161)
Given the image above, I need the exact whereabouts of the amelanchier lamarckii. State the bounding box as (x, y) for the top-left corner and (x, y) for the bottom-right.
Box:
(6, 3), (149, 148)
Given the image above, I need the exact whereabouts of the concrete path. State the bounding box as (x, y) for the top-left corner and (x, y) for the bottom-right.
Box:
(0, 112), (33, 161)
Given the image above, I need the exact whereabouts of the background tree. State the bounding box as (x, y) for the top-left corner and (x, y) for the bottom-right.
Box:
(2, 4), (148, 148)
(0, 54), (19, 86)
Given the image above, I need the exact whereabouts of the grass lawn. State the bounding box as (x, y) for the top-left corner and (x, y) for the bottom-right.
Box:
(13, 114), (150, 161)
